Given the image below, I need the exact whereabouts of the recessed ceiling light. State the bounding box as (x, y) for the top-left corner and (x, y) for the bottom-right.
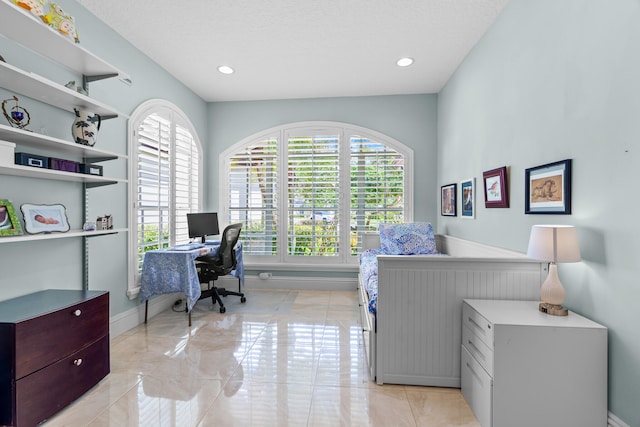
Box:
(396, 57), (414, 67)
(218, 65), (234, 75)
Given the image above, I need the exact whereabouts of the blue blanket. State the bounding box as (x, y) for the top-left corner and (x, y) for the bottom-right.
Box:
(359, 249), (384, 315)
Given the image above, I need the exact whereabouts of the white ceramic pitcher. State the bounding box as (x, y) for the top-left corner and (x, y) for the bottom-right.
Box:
(72, 108), (101, 146)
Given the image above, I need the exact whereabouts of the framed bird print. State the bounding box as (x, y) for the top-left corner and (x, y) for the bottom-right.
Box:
(483, 166), (509, 208)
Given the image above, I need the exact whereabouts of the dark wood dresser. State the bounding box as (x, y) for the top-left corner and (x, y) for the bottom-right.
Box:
(0, 290), (110, 427)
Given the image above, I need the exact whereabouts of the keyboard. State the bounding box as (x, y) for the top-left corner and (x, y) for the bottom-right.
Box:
(171, 243), (205, 251)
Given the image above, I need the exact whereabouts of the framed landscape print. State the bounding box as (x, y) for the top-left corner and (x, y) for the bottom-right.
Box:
(525, 159), (572, 214)
(483, 166), (509, 208)
(441, 183), (457, 216)
(460, 178), (475, 218)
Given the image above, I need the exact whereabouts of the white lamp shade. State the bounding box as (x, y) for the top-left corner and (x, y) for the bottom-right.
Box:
(527, 225), (581, 263)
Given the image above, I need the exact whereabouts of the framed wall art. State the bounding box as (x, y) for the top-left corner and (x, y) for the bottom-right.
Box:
(483, 166), (509, 208)
(0, 199), (23, 237)
(460, 178), (475, 219)
(525, 159), (572, 214)
(441, 183), (457, 216)
(21, 203), (70, 234)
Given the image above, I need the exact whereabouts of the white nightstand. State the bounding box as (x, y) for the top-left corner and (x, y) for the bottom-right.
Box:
(461, 299), (607, 427)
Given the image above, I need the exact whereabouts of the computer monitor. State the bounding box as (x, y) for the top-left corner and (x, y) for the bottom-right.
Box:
(187, 212), (219, 243)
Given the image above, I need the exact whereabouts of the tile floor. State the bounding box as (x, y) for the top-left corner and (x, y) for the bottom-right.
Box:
(43, 289), (480, 426)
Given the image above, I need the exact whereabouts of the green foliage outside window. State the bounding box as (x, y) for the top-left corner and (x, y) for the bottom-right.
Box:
(136, 225), (169, 268)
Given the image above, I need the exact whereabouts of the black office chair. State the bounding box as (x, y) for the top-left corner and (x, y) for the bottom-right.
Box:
(195, 222), (246, 313)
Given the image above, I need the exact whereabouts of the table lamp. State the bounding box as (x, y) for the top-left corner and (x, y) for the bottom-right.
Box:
(527, 225), (581, 316)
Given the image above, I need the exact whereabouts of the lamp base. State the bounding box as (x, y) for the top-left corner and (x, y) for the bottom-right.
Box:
(539, 302), (568, 316)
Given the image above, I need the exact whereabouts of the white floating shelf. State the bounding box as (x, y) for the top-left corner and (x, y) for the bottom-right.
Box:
(0, 124), (127, 161)
(0, 61), (127, 118)
(0, 228), (128, 244)
(0, 163), (126, 185)
(0, 0), (129, 81)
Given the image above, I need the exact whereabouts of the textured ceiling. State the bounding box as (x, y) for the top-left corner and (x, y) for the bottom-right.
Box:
(77, 0), (510, 102)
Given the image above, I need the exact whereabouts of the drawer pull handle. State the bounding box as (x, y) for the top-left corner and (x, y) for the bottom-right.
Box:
(468, 316), (491, 332)
(466, 362), (483, 382)
(74, 309), (82, 317)
(467, 339), (483, 357)
(468, 316), (483, 331)
(73, 358), (83, 366)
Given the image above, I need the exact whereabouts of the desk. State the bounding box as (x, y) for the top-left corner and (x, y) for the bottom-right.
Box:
(140, 241), (244, 312)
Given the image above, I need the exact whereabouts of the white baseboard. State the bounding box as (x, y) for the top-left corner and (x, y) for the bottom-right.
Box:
(109, 276), (357, 337)
(243, 274), (357, 291)
(608, 411), (630, 427)
(109, 293), (179, 338)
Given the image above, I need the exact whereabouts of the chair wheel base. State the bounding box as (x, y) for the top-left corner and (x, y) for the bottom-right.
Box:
(219, 306), (226, 313)
(241, 296), (247, 303)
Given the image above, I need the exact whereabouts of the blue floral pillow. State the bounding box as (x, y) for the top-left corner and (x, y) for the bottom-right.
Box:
(379, 222), (437, 255)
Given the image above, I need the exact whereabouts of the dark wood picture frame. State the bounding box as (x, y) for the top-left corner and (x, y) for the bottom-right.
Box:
(483, 166), (509, 208)
(525, 159), (572, 214)
(441, 183), (457, 216)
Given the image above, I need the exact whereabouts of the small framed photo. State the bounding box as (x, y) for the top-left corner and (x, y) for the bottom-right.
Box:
(21, 203), (70, 234)
(483, 166), (509, 208)
(525, 159), (572, 214)
(441, 183), (457, 216)
(460, 178), (475, 219)
(0, 199), (23, 237)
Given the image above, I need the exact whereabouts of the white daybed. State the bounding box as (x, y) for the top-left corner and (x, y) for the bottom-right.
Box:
(359, 231), (546, 387)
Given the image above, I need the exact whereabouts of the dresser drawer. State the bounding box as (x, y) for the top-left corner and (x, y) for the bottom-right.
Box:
(14, 292), (109, 379)
(461, 345), (492, 427)
(463, 323), (494, 376)
(14, 334), (110, 427)
(463, 301), (493, 348)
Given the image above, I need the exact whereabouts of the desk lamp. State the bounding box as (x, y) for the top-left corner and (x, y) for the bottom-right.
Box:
(527, 225), (581, 316)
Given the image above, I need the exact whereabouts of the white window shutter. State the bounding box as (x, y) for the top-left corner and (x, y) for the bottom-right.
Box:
(222, 123), (409, 263)
(227, 138), (279, 255)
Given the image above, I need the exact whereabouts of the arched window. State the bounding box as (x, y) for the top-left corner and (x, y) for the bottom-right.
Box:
(127, 100), (202, 297)
(220, 121), (413, 267)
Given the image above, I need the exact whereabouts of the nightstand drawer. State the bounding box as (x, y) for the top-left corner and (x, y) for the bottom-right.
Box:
(463, 323), (494, 376)
(463, 301), (493, 348)
(461, 345), (492, 427)
(461, 299), (607, 427)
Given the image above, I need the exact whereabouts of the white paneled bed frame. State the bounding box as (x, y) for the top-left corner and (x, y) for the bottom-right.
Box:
(359, 232), (547, 387)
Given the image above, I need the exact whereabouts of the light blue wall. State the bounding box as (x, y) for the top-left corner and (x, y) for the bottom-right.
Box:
(0, 0), (208, 315)
(206, 95), (438, 221)
(3, 0), (636, 422)
(438, 0), (640, 424)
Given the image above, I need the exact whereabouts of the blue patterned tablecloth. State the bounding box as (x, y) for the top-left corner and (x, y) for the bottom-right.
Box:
(140, 241), (244, 311)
